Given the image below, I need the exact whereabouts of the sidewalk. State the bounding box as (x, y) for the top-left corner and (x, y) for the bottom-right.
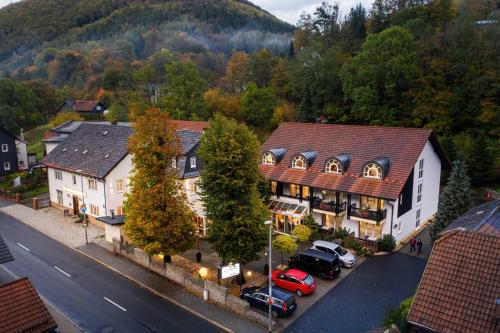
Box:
(398, 224), (432, 259)
(0, 201), (265, 333)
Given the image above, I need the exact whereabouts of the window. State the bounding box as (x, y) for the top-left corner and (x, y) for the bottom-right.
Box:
(3, 162), (10, 171)
(302, 185), (310, 199)
(19, 160), (24, 167)
(363, 163), (382, 179)
(416, 208), (421, 227)
(72, 174), (77, 185)
(418, 159), (424, 179)
(325, 159), (342, 174)
(190, 156), (197, 168)
(96, 105), (102, 111)
(271, 181), (277, 194)
(90, 204), (99, 216)
(262, 152), (275, 165)
(291, 155), (307, 169)
(1, 144), (8, 152)
(16, 148), (20, 153)
(399, 193), (403, 204)
(88, 179), (98, 191)
(171, 158), (177, 169)
(290, 184), (300, 197)
(116, 180), (124, 193)
(55, 170), (63, 181)
(360, 196), (383, 210)
(417, 183), (423, 203)
(57, 190), (63, 205)
(116, 206), (123, 215)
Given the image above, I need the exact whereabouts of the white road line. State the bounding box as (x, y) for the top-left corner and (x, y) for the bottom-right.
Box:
(54, 266), (72, 278)
(16, 242), (30, 252)
(104, 297), (127, 312)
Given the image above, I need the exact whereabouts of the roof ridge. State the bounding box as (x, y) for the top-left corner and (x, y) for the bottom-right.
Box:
(279, 122), (434, 132)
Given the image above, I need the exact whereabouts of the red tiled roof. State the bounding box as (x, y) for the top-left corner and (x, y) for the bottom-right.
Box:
(407, 230), (500, 333)
(0, 277), (57, 333)
(72, 100), (100, 112)
(170, 120), (208, 133)
(260, 123), (441, 200)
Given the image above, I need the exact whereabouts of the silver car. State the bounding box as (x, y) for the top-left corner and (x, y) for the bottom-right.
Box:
(311, 240), (357, 268)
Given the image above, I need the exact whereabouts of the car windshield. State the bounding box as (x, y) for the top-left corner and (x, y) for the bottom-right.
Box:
(285, 296), (295, 308)
(302, 275), (314, 286)
(335, 246), (348, 256)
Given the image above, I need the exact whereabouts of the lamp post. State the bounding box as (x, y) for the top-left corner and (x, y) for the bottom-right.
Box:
(199, 267), (209, 301)
(264, 220), (272, 333)
(76, 169), (88, 245)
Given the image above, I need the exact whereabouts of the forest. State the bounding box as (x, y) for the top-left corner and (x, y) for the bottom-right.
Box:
(0, 0), (498, 187)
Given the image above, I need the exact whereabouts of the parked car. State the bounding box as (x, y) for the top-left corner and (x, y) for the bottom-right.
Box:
(271, 268), (316, 296)
(311, 240), (357, 268)
(240, 286), (297, 318)
(288, 249), (341, 280)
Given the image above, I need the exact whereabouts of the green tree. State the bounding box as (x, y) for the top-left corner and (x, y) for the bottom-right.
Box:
(302, 214), (320, 241)
(123, 109), (195, 256)
(0, 78), (41, 133)
(340, 26), (417, 125)
(239, 83), (276, 129)
(430, 159), (471, 242)
(199, 114), (268, 268)
(292, 224), (312, 251)
(383, 295), (414, 332)
(272, 234), (298, 266)
(49, 111), (83, 127)
(467, 134), (495, 186)
(163, 60), (207, 119)
(105, 103), (128, 122)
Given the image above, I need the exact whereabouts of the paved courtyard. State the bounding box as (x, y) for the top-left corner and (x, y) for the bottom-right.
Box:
(285, 252), (427, 333)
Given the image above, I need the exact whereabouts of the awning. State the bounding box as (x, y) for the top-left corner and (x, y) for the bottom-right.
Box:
(268, 200), (307, 219)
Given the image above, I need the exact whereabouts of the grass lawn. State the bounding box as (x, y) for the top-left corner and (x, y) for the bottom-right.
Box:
(24, 123), (51, 159)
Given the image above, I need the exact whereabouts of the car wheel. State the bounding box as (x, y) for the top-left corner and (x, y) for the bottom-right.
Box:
(318, 273), (327, 280)
(272, 311), (279, 318)
(295, 289), (303, 297)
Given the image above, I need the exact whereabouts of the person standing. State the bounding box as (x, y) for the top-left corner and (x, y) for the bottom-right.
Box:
(417, 239), (423, 255)
(409, 237), (416, 253)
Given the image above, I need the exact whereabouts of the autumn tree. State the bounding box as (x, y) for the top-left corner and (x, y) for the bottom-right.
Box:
(199, 114), (268, 268)
(124, 109), (195, 256)
(222, 51), (250, 93)
(203, 88), (240, 119)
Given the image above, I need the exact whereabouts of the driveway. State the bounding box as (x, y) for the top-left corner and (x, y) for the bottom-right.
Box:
(285, 253), (427, 333)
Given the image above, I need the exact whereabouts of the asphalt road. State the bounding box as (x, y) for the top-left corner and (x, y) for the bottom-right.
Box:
(0, 210), (223, 333)
(285, 252), (427, 333)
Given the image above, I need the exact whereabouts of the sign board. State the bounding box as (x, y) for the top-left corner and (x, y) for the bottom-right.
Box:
(218, 263), (241, 279)
(80, 204), (87, 214)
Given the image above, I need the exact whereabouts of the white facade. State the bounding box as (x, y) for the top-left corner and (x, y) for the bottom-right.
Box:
(15, 140), (28, 171)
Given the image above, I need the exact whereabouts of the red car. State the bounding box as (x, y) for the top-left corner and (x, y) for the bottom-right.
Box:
(271, 268), (316, 296)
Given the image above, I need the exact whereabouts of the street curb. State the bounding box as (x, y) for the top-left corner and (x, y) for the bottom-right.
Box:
(73, 248), (235, 333)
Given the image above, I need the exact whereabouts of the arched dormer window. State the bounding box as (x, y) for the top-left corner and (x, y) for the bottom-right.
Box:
(363, 163), (383, 179)
(291, 155), (307, 169)
(262, 152), (275, 165)
(325, 159), (342, 174)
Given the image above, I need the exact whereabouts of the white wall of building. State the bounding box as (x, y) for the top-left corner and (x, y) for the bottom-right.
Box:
(15, 140), (28, 170)
(105, 154), (133, 216)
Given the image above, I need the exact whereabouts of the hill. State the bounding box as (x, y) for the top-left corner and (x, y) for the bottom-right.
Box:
(0, 0), (293, 81)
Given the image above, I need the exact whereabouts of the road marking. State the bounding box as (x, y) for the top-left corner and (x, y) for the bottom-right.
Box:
(104, 297), (127, 312)
(54, 266), (72, 278)
(16, 242), (30, 252)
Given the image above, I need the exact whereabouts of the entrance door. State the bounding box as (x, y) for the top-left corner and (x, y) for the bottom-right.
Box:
(72, 195), (79, 215)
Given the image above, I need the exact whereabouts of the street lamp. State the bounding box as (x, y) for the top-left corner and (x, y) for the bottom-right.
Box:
(76, 169), (88, 245)
(264, 220), (272, 333)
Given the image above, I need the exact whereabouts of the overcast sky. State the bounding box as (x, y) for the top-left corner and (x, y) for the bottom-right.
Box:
(0, 0), (374, 25)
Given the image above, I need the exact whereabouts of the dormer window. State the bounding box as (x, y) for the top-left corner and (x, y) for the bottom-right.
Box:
(262, 152), (275, 165)
(325, 159), (342, 174)
(363, 163), (382, 179)
(291, 155), (307, 169)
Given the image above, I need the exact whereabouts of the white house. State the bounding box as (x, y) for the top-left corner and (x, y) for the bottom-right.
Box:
(43, 121), (209, 242)
(260, 123), (449, 245)
(16, 129), (28, 171)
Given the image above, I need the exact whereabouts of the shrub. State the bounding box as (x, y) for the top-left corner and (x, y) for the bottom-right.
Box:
(292, 224), (312, 242)
(302, 214), (320, 241)
(379, 234), (396, 252)
(333, 227), (351, 240)
(383, 296), (414, 332)
(342, 235), (357, 249)
(352, 242), (362, 252)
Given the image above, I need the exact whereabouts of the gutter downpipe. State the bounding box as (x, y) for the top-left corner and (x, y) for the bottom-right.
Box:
(103, 180), (107, 217)
(386, 201), (395, 237)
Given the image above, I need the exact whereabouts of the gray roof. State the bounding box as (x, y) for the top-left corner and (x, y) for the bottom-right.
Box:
(0, 235), (14, 264)
(269, 148), (287, 162)
(51, 121), (131, 134)
(96, 215), (125, 226)
(43, 123), (133, 179)
(177, 130), (202, 155)
(444, 200), (500, 236)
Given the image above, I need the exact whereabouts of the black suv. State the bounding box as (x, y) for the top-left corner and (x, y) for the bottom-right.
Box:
(288, 249), (341, 280)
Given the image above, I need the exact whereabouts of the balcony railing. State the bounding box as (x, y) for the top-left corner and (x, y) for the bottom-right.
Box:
(312, 198), (346, 214)
(349, 204), (387, 223)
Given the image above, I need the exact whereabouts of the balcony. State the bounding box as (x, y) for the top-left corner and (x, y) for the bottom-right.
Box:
(312, 197), (346, 215)
(349, 204), (387, 223)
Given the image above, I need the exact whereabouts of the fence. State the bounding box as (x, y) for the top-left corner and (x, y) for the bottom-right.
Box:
(354, 237), (380, 252)
(111, 239), (275, 329)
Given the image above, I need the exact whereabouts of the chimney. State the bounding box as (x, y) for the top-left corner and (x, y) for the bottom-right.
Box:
(20, 128), (24, 140)
(111, 119), (118, 125)
(110, 210), (115, 219)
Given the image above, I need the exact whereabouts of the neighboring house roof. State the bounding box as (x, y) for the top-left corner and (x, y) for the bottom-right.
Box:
(260, 123), (448, 200)
(0, 235), (14, 264)
(443, 200), (500, 235)
(407, 230), (500, 333)
(59, 100), (103, 113)
(43, 123), (133, 179)
(0, 126), (24, 144)
(96, 215), (125, 226)
(170, 120), (208, 133)
(177, 130), (202, 155)
(0, 277), (57, 333)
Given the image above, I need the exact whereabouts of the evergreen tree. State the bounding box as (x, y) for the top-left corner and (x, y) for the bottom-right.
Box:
(199, 114), (268, 267)
(430, 159), (471, 242)
(300, 86), (315, 122)
(287, 40), (295, 59)
(467, 134), (494, 186)
(123, 109), (195, 256)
